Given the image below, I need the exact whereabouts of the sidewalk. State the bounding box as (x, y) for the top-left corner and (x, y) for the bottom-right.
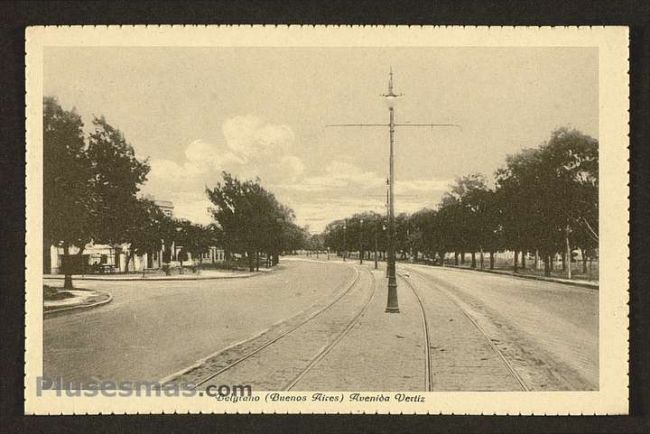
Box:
(43, 268), (269, 281)
(405, 262), (598, 289)
(44, 288), (112, 316)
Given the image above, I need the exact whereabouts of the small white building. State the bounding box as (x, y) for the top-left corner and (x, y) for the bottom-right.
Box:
(46, 241), (225, 275)
(44, 198), (225, 275)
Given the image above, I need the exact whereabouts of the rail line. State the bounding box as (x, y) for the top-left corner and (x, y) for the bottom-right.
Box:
(284, 269), (377, 391)
(397, 274), (432, 391)
(187, 265), (367, 390)
(404, 266), (529, 391)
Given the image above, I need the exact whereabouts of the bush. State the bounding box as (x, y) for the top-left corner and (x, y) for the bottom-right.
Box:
(199, 259), (248, 271)
(43, 285), (75, 301)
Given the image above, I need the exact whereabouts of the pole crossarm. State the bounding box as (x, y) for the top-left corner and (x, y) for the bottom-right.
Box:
(326, 123), (388, 127)
(394, 123), (461, 129)
(324, 70), (460, 315)
(326, 123), (460, 129)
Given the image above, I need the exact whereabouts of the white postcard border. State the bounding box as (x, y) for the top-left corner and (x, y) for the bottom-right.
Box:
(25, 25), (629, 415)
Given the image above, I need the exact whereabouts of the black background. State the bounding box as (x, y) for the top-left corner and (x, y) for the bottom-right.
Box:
(1, 1), (649, 433)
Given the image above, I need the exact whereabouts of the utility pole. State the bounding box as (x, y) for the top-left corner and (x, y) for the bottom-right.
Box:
(359, 219), (364, 265)
(343, 220), (347, 262)
(327, 68), (459, 314)
(385, 178), (389, 278)
(374, 221), (379, 269)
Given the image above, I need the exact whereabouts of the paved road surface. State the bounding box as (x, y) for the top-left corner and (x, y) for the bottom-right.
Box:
(43, 260), (355, 383)
(43, 259), (598, 391)
(402, 263), (598, 390)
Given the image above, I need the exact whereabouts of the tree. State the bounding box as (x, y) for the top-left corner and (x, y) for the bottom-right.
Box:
(281, 223), (309, 254)
(324, 219), (346, 255)
(44, 98), (153, 284)
(206, 172), (298, 271)
(319, 127), (599, 280)
(122, 197), (172, 273)
(86, 116), (150, 248)
(175, 220), (215, 269)
(43, 97), (95, 289)
(436, 174), (489, 266)
(496, 127), (598, 276)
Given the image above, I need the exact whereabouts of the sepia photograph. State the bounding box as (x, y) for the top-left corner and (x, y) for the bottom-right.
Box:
(24, 26), (629, 415)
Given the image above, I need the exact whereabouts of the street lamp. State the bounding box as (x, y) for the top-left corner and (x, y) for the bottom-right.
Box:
(359, 219), (364, 265)
(383, 69), (400, 313)
(326, 68), (459, 314)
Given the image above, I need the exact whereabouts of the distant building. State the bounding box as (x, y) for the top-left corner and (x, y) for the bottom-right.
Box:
(44, 197), (225, 275)
(154, 199), (174, 217)
(142, 194), (175, 218)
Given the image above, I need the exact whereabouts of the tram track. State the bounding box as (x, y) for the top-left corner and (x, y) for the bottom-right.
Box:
(179, 265), (376, 391)
(284, 269), (377, 391)
(397, 273), (432, 391)
(402, 267), (529, 392)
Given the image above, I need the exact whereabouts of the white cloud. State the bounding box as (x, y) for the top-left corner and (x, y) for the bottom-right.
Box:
(142, 118), (450, 230)
(142, 115), (305, 224)
(222, 115), (295, 160)
(184, 139), (243, 169)
(324, 161), (385, 189)
(267, 159), (451, 231)
(276, 160), (384, 193)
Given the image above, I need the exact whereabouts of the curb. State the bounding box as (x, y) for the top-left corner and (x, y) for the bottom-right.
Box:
(403, 262), (599, 289)
(42, 273), (260, 282)
(44, 291), (113, 317)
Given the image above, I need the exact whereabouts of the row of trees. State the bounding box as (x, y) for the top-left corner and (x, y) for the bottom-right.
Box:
(46, 97), (311, 286)
(322, 128), (598, 277)
(44, 97), (218, 288)
(206, 172), (309, 271)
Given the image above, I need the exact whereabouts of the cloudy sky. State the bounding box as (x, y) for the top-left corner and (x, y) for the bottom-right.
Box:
(44, 47), (598, 232)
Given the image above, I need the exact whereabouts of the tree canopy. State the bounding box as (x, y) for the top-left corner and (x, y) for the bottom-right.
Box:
(320, 127), (599, 276)
(206, 172), (305, 270)
(44, 98), (171, 286)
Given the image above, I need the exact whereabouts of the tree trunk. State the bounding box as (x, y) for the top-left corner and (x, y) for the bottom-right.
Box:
(460, 251), (465, 265)
(248, 251), (254, 272)
(256, 251), (260, 271)
(521, 251), (526, 269)
(454, 252), (459, 266)
(480, 248), (484, 270)
(77, 247), (86, 276)
(534, 250), (539, 270)
(125, 251), (134, 274)
(513, 250), (519, 273)
(565, 227), (572, 279)
(489, 251), (495, 270)
(549, 255), (554, 271)
(62, 242), (73, 289)
(470, 252), (476, 268)
(561, 252), (566, 271)
(544, 256), (551, 277)
(582, 249), (587, 274)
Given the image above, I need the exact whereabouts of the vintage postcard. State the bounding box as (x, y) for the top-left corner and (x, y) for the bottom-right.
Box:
(25, 25), (629, 415)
